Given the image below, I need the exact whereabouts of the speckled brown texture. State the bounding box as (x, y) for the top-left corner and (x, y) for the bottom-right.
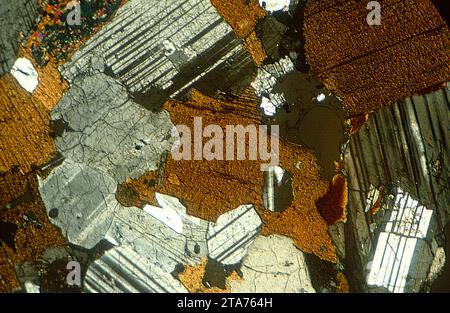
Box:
(243, 31), (267, 65)
(0, 74), (56, 174)
(123, 89), (337, 263)
(304, 0), (450, 115)
(211, 0), (267, 65)
(0, 171), (67, 292)
(210, 0), (265, 38)
(0, 46), (68, 175)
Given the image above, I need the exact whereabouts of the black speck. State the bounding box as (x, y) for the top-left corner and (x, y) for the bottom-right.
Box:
(49, 208), (59, 218)
(0, 221), (18, 252)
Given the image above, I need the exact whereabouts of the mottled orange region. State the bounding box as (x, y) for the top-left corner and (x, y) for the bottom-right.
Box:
(210, 0), (267, 65)
(316, 173), (348, 225)
(210, 0), (265, 38)
(0, 75), (55, 174)
(124, 88), (264, 220)
(261, 142), (337, 262)
(336, 272), (349, 293)
(178, 257), (241, 293)
(123, 89), (337, 263)
(243, 31), (267, 65)
(304, 0), (450, 115)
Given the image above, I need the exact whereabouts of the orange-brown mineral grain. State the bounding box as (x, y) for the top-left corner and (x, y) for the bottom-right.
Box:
(211, 0), (267, 65)
(304, 0), (450, 115)
(123, 89), (337, 263)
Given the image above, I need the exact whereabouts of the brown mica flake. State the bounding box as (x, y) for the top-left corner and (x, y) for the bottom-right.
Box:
(115, 183), (141, 208)
(123, 89), (337, 263)
(0, 46), (68, 174)
(0, 74), (55, 174)
(178, 257), (241, 293)
(304, 0), (450, 116)
(0, 171), (67, 292)
(210, 0), (265, 39)
(210, 0), (268, 65)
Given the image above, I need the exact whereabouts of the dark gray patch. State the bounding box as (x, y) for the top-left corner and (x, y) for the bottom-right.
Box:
(194, 243), (201, 254)
(202, 257), (227, 289)
(224, 262), (243, 278)
(49, 208), (59, 219)
(0, 0), (39, 75)
(132, 87), (169, 112)
(171, 263), (186, 280)
(298, 106), (344, 179)
(260, 0), (310, 72)
(255, 16), (287, 62)
(51, 118), (73, 138)
(39, 257), (82, 293)
(303, 252), (338, 292)
(432, 0), (450, 27)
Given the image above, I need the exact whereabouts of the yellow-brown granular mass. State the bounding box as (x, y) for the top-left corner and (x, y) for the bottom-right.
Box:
(122, 89), (337, 263)
(0, 171), (67, 292)
(243, 31), (267, 66)
(210, 0), (267, 65)
(304, 0), (450, 116)
(336, 271), (349, 293)
(210, 0), (265, 38)
(0, 74), (55, 174)
(125, 89), (263, 219)
(178, 257), (241, 293)
(0, 44), (68, 175)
